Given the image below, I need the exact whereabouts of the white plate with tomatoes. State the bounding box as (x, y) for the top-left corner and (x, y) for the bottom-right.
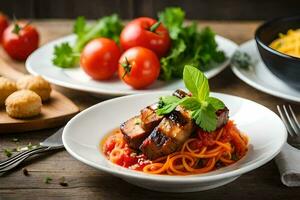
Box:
(26, 34), (237, 96)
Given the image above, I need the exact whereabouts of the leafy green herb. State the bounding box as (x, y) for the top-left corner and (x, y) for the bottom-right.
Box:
(4, 149), (12, 157)
(157, 65), (225, 131)
(158, 7), (226, 80)
(231, 51), (252, 70)
(157, 96), (182, 115)
(52, 14), (123, 68)
(44, 176), (52, 184)
(52, 42), (80, 68)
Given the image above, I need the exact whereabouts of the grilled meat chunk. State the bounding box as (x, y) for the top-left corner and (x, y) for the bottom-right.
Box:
(140, 106), (195, 160)
(120, 116), (149, 149)
(140, 103), (163, 132)
(172, 89), (189, 99)
(140, 90), (188, 132)
(216, 107), (229, 129)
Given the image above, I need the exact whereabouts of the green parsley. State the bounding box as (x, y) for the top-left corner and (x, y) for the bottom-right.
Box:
(158, 7), (226, 80)
(4, 149), (12, 157)
(44, 176), (52, 184)
(52, 43), (79, 68)
(157, 65), (225, 132)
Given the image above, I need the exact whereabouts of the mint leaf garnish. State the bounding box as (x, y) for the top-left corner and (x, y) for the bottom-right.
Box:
(157, 65), (225, 131)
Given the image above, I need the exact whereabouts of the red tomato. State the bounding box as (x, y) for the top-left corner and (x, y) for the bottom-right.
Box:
(120, 17), (170, 57)
(80, 38), (121, 80)
(118, 47), (160, 89)
(0, 13), (9, 43)
(2, 22), (39, 60)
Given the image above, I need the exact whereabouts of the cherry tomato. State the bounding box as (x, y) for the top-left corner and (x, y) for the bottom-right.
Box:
(0, 13), (9, 43)
(2, 22), (39, 60)
(80, 38), (121, 80)
(118, 47), (160, 89)
(120, 17), (171, 57)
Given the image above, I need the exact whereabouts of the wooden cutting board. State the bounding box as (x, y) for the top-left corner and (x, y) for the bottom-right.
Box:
(0, 58), (80, 133)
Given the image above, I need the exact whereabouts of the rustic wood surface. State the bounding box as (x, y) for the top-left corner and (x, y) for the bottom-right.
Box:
(0, 20), (299, 200)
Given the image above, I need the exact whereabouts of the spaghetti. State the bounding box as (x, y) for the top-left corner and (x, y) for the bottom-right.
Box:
(102, 120), (248, 175)
(269, 29), (300, 58)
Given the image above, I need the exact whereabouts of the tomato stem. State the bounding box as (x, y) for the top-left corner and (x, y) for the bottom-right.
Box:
(12, 24), (21, 35)
(121, 57), (131, 79)
(11, 15), (32, 35)
(149, 21), (161, 33)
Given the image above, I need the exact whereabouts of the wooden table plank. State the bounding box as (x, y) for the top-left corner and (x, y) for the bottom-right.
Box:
(0, 20), (299, 200)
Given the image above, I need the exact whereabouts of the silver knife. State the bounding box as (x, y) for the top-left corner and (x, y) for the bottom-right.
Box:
(0, 127), (64, 174)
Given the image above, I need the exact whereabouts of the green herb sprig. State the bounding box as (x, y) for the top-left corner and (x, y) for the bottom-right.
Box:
(157, 65), (225, 132)
(158, 7), (226, 80)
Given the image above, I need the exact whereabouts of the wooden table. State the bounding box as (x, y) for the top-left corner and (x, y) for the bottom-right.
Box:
(0, 20), (299, 200)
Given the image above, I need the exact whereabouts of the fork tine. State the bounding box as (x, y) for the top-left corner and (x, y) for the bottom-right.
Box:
(288, 105), (300, 135)
(277, 105), (296, 137)
(0, 146), (47, 167)
(283, 105), (299, 137)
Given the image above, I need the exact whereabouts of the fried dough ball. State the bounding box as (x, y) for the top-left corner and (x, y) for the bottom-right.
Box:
(0, 77), (17, 106)
(17, 75), (51, 101)
(5, 90), (42, 119)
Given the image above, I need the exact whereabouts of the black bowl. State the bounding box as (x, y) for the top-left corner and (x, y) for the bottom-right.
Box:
(255, 16), (300, 89)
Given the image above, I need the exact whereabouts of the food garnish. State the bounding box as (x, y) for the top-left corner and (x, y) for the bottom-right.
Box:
(158, 7), (225, 80)
(157, 65), (225, 131)
(44, 176), (52, 184)
(53, 15), (123, 68)
(2, 142), (40, 158)
(4, 148), (12, 157)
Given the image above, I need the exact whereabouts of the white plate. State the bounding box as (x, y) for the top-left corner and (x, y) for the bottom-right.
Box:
(63, 91), (287, 192)
(26, 35), (237, 96)
(231, 40), (300, 102)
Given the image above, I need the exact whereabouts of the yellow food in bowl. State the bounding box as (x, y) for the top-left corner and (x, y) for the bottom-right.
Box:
(269, 29), (300, 58)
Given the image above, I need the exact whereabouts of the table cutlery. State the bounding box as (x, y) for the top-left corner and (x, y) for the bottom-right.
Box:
(277, 105), (300, 149)
(0, 127), (64, 174)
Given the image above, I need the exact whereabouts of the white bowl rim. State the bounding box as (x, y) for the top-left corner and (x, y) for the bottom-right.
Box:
(63, 91), (287, 183)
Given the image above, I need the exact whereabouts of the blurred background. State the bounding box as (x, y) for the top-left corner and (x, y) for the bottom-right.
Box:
(1, 0), (300, 20)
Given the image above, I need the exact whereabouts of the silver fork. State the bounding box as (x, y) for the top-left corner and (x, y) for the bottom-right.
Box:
(0, 127), (64, 174)
(277, 105), (300, 149)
